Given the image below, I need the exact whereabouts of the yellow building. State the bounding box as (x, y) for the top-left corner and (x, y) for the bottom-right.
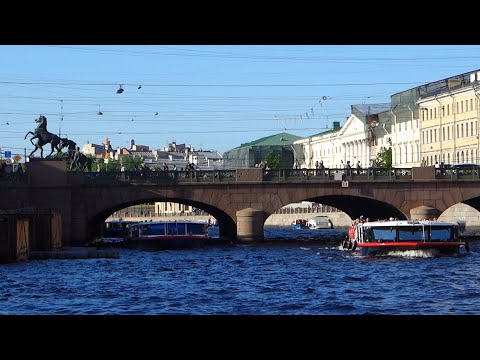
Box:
(417, 71), (480, 165)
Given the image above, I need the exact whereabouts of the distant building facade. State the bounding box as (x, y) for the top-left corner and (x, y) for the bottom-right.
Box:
(222, 132), (302, 169)
(293, 108), (391, 170)
(416, 70), (480, 166)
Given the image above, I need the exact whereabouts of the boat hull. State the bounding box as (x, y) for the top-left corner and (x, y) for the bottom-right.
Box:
(357, 241), (465, 256)
(126, 235), (212, 250)
(291, 224), (310, 230)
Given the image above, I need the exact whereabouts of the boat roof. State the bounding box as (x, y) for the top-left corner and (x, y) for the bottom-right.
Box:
(106, 219), (137, 223)
(361, 220), (457, 227)
(130, 220), (207, 226)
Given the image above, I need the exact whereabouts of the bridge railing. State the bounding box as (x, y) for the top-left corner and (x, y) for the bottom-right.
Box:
(5, 166), (476, 186)
(262, 167), (413, 181)
(435, 166), (480, 180)
(80, 167), (414, 184)
(83, 169), (238, 184)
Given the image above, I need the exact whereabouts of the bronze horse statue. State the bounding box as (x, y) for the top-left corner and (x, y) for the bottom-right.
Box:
(59, 138), (77, 158)
(24, 115), (63, 158)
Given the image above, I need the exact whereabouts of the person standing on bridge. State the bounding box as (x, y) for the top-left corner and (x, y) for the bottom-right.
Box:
(293, 159), (300, 169)
(71, 147), (80, 171)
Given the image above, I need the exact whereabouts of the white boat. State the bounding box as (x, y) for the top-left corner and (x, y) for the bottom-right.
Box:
(307, 216), (333, 229)
(341, 219), (469, 256)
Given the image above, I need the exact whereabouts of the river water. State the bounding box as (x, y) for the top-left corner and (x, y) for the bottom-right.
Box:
(1, 227), (479, 315)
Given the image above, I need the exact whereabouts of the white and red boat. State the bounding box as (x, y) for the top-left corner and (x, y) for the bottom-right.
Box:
(126, 220), (211, 250)
(342, 219), (469, 256)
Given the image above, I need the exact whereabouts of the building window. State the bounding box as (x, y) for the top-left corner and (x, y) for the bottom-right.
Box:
(461, 123), (464, 138)
(456, 124), (459, 138)
(434, 129), (437, 142)
(422, 131), (425, 144)
(447, 104), (450, 116)
(442, 106), (445, 117)
(466, 123), (469, 137)
(466, 100), (469, 112)
(422, 110), (425, 121)
(461, 101), (464, 113)
(429, 129), (432, 143)
(472, 122), (474, 136)
(471, 99), (473, 111)
(434, 108), (437, 118)
(447, 126), (450, 140)
(457, 102), (459, 114)
(442, 127), (445, 141)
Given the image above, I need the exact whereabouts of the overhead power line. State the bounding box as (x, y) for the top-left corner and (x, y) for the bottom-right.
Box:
(0, 80), (425, 87)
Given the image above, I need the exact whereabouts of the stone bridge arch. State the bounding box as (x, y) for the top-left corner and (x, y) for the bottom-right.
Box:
(84, 195), (238, 244)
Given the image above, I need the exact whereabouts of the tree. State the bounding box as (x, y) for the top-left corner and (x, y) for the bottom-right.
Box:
(264, 151), (281, 169)
(371, 138), (392, 168)
(120, 156), (144, 171)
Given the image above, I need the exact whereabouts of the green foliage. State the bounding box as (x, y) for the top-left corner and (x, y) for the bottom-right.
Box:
(371, 146), (392, 168)
(121, 156), (144, 171)
(264, 151), (281, 170)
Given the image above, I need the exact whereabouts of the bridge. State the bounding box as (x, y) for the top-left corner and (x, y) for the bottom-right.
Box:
(1, 158), (480, 246)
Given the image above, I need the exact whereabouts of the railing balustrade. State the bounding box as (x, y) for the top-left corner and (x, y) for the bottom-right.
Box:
(3, 166), (480, 186)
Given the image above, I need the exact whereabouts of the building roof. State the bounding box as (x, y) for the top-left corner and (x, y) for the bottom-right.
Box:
(238, 132), (303, 149)
(308, 122), (342, 137)
(391, 68), (480, 98)
(194, 150), (223, 160)
(352, 103), (391, 116)
(128, 151), (156, 159)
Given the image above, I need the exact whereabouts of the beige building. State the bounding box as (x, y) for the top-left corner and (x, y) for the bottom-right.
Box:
(417, 71), (480, 165)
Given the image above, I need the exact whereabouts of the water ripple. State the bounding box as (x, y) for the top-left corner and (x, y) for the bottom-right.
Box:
(0, 230), (479, 314)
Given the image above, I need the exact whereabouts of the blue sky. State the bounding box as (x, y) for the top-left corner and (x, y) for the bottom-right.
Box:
(1, 45), (480, 159)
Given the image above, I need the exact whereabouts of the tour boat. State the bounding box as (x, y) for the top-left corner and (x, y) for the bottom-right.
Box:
(291, 219), (310, 230)
(307, 216), (334, 229)
(341, 219), (469, 256)
(126, 220), (212, 250)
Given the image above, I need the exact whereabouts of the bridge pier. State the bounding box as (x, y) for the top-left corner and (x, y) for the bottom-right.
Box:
(236, 208), (266, 243)
(410, 205), (440, 220)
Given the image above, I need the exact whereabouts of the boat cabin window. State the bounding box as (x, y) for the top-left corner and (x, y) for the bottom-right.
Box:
(144, 223), (167, 235)
(370, 227), (397, 241)
(166, 222), (179, 235)
(186, 222), (207, 235)
(398, 226), (425, 241)
(429, 226), (454, 241)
